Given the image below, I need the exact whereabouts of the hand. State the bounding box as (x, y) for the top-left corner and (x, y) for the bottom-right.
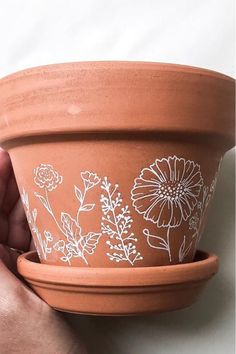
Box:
(0, 148), (86, 354)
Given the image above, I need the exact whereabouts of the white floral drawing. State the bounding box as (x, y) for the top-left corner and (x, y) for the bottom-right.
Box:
(81, 171), (100, 190)
(142, 228), (172, 262)
(34, 163), (63, 191)
(21, 188), (53, 260)
(178, 172), (219, 263)
(34, 164), (102, 265)
(21, 157), (220, 266)
(131, 156), (203, 227)
(178, 235), (193, 263)
(131, 156), (203, 262)
(177, 213), (200, 263)
(53, 239), (73, 265)
(100, 177), (143, 265)
(176, 211), (200, 262)
(191, 171), (219, 255)
(178, 166), (220, 263)
(189, 213), (200, 230)
(180, 160), (221, 260)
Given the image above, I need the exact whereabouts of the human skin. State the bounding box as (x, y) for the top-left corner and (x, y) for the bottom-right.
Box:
(0, 148), (86, 354)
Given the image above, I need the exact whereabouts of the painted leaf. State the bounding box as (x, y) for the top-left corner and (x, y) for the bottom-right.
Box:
(202, 186), (209, 204)
(66, 242), (81, 257)
(143, 229), (168, 250)
(79, 232), (102, 255)
(205, 195), (211, 208)
(179, 236), (193, 262)
(34, 192), (51, 212)
(44, 230), (53, 242)
(74, 185), (83, 203)
(31, 226), (37, 233)
(26, 210), (32, 224)
(32, 208), (38, 221)
(21, 188), (29, 209)
(61, 212), (80, 241)
(67, 252), (73, 260)
(183, 242), (193, 260)
(80, 204), (95, 212)
(179, 236), (186, 262)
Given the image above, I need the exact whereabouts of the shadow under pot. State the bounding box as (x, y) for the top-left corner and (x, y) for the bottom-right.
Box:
(0, 61), (234, 268)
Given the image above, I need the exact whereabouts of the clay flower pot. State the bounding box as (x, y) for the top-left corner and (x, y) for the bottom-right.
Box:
(0, 62), (234, 269)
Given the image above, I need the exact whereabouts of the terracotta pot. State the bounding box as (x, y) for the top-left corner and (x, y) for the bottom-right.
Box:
(0, 62), (234, 268)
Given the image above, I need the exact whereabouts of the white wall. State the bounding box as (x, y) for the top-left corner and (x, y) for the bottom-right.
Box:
(0, 1), (235, 353)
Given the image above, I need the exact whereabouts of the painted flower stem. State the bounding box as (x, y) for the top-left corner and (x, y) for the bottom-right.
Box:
(76, 188), (87, 225)
(44, 188), (67, 237)
(33, 165), (102, 266)
(143, 227), (172, 262)
(101, 178), (142, 265)
(166, 226), (172, 262)
(62, 250), (71, 265)
(107, 185), (133, 266)
(21, 189), (52, 260)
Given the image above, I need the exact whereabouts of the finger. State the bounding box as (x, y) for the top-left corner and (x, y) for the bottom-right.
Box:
(2, 170), (20, 215)
(8, 198), (31, 251)
(30, 238), (36, 251)
(0, 244), (19, 276)
(0, 259), (19, 295)
(0, 257), (33, 303)
(0, 245), (38, 296)
(0, 148), (12, 208)
(0, 211), (8, 244)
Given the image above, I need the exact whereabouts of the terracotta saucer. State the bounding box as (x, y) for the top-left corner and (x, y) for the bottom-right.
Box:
(17, 250), (218, 316)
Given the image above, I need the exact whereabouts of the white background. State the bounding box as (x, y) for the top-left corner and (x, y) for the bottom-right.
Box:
(0, 1), (235, 353)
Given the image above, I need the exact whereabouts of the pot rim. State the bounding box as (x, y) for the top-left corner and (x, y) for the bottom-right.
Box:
(0, 61), (235, 151)
(0, 61), (234, 82)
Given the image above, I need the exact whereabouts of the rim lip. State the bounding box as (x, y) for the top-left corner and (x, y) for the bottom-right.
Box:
(0, 61), (234, 82)
(1, 61), (234, 150)
(17, 250), (219, 287)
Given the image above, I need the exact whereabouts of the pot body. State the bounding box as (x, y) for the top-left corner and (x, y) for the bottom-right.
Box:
(9, 134), (222, 267)
(0, 62), (234, 267)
